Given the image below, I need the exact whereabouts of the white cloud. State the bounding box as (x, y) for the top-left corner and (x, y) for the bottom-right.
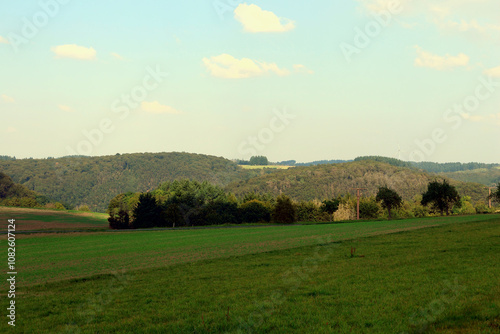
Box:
(58, 105), (74, 112)
(293, 64), (314, 74)
(234, 4), (295, 33)
(141, 101), (181, 114)
(51, 44), (97, 60)
(414, 46), (469, 70)
(436, 19), (500, 33)
(111, 52), (125, 61)
(202, 53), (290, 79)
(0, 35), (9, 44)
(358, 0), (500, 36)
(461, 113), (485, 122)
(356, 0), (411, 14)
(462, 112), (500, 125)
(484, 66), (500, 78)
(1, 94), (15, 103)
(6, 127), (17, 134)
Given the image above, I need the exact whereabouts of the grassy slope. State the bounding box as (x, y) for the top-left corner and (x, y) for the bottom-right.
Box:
(3, 215), (498, 333)
(0, 206), (108, 231)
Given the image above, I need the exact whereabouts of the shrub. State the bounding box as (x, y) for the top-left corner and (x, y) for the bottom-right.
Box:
(475, 200), (490, 214)
(295, 201), (320, 222)
(200, 201), (239, 225)
(333, 203), (355, 221)
(320, 199), (340, 214)
(358, 197), (381, 219)
(239, 200), (271, 223)
(273, 195), (296, 224)
(108, 209), (130, 229)
(76, 205), (91, 212)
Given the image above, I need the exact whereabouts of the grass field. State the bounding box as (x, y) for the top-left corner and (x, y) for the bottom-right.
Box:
(1, 212), (499, 333)
(0, 206), (108, 231)
(238, 165), (294, 169)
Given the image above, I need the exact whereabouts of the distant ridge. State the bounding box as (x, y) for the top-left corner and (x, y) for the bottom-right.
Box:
(0, 152), (258, 212)
(226, 160), (489, 203)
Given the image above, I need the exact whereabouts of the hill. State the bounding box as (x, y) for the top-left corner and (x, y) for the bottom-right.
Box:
(226, 160), (489, 203)
(0, 152), (267, 212)
(0, 172), (51, 207)
(440, 167), (500, 187)
(355, 155), (500, 173)
(355, 156), (500, 186)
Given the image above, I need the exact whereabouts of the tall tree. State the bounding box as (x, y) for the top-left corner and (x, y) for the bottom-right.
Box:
(491, 183), (500, 203)
(421, 180), (460, 216)
(376, 186), (402, 219)
(132, 192), (162, 228)
(273, 195), (296, 224)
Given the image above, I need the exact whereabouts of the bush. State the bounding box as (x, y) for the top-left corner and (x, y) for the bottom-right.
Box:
(453, 196), (475, 215)
(295, 201), (320, 222)
(199, 201), (239, 225)
(273, 195), (296, 224)
(239, 200), (271, 223)
(475, 200), (490, 214)
(320, 199), (340, 214)
(76, 205), (91, 212)
(108, 209), (130, 229)
(333, 203), (355, 221)
(358, 197), (381, 219)
(45, 202), (65, 210)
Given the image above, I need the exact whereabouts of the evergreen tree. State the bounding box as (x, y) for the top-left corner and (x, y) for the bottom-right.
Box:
(132, 193), (162, 228)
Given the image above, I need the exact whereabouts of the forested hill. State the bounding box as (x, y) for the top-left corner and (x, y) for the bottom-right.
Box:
(0, 152), (260, 212)
(226, 160), (489, 203)
(354, 156), (500, 185)
(0, 172), (51, 206)
(355, 156), (500, 174)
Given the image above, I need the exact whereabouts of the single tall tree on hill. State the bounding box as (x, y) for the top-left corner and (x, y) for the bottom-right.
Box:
(421, 180), (460, 216)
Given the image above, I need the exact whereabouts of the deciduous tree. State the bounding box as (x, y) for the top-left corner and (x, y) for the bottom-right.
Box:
(421, 180), (460, 216)
(376, 186), (402, 219)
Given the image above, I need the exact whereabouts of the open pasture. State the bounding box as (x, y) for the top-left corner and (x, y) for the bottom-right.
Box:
(5, 214), (495, 286)
(1, 214), (499, 332)
(238, 165), (294, 169)
(0, 207), (108, 231)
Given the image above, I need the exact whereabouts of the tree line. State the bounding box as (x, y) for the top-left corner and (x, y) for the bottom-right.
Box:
(108, 179), (500, 229)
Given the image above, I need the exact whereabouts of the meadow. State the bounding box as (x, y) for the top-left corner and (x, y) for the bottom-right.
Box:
(0, 206), (108, 231)
(238, 165), (294, 169)
(1, 212), (499, 333)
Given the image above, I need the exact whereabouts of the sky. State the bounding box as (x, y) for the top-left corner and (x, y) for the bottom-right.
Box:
(1, 0), (499, 163)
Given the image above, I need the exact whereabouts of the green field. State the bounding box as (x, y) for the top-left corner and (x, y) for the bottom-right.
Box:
(1, 214), (499, 333)
(238, 165), (294, 169)
(0, 206), (108, 231)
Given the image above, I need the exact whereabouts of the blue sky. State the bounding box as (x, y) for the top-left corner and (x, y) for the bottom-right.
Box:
(1, 0), (499, 163)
